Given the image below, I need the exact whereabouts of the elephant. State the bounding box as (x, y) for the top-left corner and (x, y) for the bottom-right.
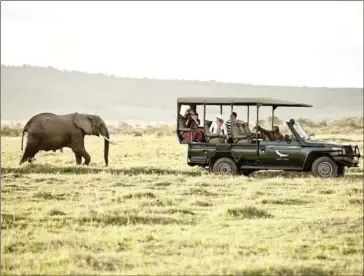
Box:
(19, 112), (111, 166)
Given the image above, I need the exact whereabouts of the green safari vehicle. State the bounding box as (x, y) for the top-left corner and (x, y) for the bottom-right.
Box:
(176, 97), (361, 177)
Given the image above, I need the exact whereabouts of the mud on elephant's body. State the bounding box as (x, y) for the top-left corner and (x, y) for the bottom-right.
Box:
(20, 112), (111, 166)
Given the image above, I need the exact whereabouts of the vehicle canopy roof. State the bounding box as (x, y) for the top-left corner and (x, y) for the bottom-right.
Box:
(177, 97), (313, 107)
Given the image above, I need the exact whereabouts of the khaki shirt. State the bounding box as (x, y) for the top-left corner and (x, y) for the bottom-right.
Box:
(257, 126), (284, 141)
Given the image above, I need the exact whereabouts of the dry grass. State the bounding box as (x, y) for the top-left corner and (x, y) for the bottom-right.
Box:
(1, 133), (363, 275)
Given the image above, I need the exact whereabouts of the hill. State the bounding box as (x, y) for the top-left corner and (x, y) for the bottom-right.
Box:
(1, 65), (363, 123)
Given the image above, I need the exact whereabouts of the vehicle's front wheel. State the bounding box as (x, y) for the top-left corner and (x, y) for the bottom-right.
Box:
(211, 158), (238, 175)
(311, 156), (338, 178)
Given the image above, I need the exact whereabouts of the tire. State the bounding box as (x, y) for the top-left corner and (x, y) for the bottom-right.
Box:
(337, 165), (345, 177)
(311, 156), (338, 178)
(240, 169), (255, 177)
(211, 157), (238, 175)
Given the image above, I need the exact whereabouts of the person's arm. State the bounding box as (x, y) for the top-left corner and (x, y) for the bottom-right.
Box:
(185, 119), (191, 127)
(209, 122), (215, 134)
(257, 125), (271, 137)
(223, 124), (228, 137)
(225, 120), (230, 138)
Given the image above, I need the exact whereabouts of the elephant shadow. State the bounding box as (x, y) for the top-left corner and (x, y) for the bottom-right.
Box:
(1, 164), (205, 177)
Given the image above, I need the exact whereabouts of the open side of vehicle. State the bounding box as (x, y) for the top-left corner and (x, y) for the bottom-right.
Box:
(176, 97), (361, 178)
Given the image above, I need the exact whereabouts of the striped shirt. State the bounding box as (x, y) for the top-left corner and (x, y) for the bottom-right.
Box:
(225, 119), (232, 136)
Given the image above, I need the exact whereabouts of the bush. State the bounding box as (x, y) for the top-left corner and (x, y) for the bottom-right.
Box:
(1, 125), (22, 137)
(1, 116), (363, 137)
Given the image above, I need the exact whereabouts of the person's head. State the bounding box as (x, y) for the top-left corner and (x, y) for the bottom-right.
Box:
(216, 114), (224, 126)
(189, 104), (196, 110)
(230, 112), (237, 121)
(272, 125), (280, 133)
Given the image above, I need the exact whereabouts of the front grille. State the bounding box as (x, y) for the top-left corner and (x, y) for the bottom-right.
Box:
(345, 146), (354, 155)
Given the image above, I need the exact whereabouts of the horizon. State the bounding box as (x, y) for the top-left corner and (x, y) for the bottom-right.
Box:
(2, 64), (363, 90)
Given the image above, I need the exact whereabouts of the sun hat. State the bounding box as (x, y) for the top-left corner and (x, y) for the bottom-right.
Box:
(216, 114), (224, 120)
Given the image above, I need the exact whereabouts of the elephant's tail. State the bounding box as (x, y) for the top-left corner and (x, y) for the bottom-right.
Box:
(21, 122), (29, 152)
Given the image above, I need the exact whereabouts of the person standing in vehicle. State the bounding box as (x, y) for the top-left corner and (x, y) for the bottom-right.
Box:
(255, 125), (284, 141)
(183, 104), (197, 121)
(185, 110), (200, 129)
(225, 112), (237, 143)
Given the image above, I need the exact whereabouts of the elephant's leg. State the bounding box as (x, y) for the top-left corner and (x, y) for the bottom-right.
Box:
(81, 150), (91, 165)
(71, 147), (91, 165)
(20, 142), (39, 165)
(27, 149), (39, 163)
(20, 148), (30, 165)
(74, 153), (82, 165)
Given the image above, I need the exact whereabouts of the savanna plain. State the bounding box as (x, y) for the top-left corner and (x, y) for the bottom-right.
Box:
(1, 132), (363, 275)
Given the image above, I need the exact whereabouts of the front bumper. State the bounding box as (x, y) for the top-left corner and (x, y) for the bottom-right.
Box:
(333, 145), (361, 167)
(333, 156), (360, 167)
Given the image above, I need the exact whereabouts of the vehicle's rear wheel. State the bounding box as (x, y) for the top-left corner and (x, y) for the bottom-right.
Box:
(311, 156), (338, 178)
(211, 157), (238, 175)
(240, 169), (255, 177)
(337, 165), (345, 177)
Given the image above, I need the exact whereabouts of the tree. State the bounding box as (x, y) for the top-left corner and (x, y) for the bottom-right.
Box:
(267, 116), (282, 125)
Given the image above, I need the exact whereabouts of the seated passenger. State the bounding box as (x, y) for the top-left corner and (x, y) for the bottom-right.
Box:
(209, 114), (228, 138)
(255, 125), (284, 141)
(225, 112), (237, 143)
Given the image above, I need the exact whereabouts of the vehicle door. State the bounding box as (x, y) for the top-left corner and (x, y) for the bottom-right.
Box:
(258, 140), (305, 169)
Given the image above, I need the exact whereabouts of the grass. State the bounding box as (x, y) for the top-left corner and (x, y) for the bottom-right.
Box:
(1, 133), (363, 275)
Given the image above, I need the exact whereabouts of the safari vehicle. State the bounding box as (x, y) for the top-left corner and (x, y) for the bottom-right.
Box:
(177, 97), (361, 178)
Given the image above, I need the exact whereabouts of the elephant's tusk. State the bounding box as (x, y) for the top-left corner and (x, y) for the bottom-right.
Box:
(101, 135), (117, 145)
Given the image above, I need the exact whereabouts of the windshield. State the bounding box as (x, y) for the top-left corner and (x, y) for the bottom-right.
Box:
(292, 123), (309, 141)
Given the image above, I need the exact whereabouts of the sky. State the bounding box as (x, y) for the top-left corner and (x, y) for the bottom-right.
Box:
(1, 1), (363, 88)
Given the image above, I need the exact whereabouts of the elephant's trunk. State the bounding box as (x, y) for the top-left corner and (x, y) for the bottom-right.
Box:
(101, 127), (109, 166)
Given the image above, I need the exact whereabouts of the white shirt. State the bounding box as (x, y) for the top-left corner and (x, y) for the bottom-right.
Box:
(209, 121), (228, 136)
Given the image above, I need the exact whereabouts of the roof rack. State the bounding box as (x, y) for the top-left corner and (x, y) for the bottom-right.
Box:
(177, 97), (313, 107)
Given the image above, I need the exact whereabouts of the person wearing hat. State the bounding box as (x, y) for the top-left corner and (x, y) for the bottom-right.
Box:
(209, 114), (228, 139)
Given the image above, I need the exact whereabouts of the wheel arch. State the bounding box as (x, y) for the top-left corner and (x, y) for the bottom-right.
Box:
(304, 151), (335, 171)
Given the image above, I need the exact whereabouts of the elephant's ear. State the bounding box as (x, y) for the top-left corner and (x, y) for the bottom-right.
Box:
(74, 113), (93, 135)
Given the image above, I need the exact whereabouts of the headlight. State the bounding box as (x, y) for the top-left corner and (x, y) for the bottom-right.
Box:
(332, 147), (344, 154)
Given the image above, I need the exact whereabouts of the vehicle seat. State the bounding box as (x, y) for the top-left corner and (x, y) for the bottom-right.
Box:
(178, 114), (190, 134)
(243, 123), (253, 134)
(231, 121), (250, 144)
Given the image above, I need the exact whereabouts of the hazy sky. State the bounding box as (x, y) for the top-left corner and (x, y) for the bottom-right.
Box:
(1, 1), (363, 87)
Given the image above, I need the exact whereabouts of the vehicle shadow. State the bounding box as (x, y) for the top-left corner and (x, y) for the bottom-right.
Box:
(250, 170), (363, 181)
(1, 164), (205, 177)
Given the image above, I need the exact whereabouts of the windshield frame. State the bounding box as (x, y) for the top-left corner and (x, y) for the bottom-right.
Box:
(291, 122), (310, 142)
